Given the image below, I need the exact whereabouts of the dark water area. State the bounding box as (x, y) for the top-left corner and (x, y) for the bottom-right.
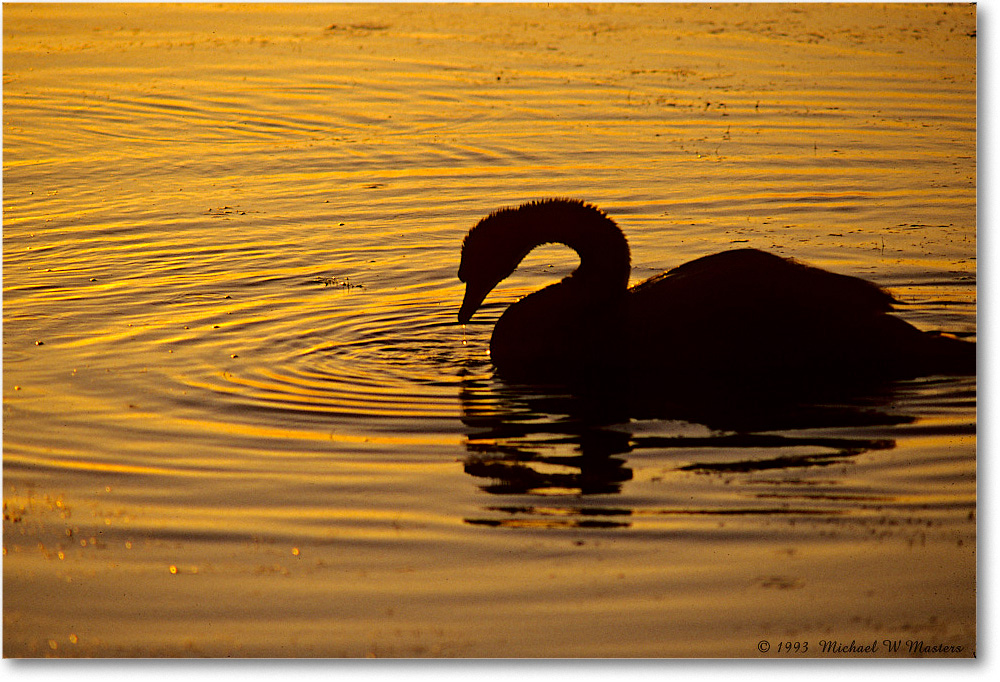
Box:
(3, 3), (976, 657)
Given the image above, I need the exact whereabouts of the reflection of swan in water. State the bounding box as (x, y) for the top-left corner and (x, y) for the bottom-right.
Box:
(457, 199), (975, 387)
(455, 370), (930, 528)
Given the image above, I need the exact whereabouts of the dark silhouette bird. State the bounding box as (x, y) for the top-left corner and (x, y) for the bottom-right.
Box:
(457, 199), (974, 390)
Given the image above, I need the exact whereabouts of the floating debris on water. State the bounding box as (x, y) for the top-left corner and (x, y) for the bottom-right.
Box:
(205, 206), (247, 217)
(312, 276), (363, 289)
(324, 23), (390, 33)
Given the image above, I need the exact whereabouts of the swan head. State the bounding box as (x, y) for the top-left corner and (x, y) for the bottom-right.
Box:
(457, 206), (532, 324)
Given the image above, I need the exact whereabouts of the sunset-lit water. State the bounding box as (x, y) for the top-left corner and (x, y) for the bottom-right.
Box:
(3, 3), (976, 657)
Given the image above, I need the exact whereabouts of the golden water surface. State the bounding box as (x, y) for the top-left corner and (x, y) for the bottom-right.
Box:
(3, 3), (976, 657)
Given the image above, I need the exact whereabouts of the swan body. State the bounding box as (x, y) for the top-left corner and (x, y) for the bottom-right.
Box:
(457, 199), (975, 387)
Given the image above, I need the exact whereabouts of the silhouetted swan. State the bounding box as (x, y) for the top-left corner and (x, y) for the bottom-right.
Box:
(457, 199), (975, 387)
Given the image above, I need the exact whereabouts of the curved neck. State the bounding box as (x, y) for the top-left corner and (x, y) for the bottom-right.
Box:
(508, 200), (631, 292)
(458, 200), (632, 324)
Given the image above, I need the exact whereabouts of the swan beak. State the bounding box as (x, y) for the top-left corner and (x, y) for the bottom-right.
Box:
(458, 282), (489, 324)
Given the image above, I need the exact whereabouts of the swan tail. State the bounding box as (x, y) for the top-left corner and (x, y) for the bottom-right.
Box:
(917, 332), (976, 377)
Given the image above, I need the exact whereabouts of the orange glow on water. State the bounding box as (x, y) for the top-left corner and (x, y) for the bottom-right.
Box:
(2, 1), (975, 658)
